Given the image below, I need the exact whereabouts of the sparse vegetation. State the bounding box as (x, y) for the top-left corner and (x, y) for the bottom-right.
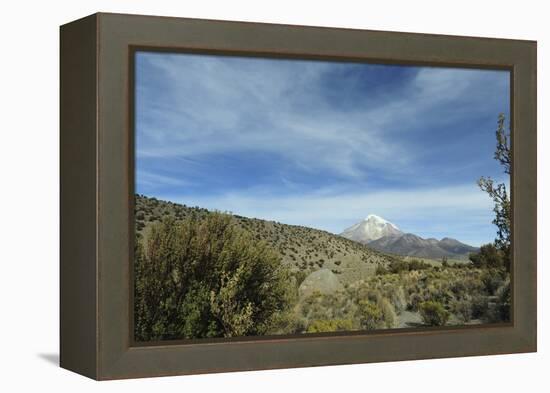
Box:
(356, 300), (384, 330)
(419, 301), (450, 326)
(135, 194), (397, 286)
(134, 193), (511, 341)
(306, 319), (354, 333)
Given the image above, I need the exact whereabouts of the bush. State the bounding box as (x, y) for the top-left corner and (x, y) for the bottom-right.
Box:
(388, 260), (409, 274)
(134, 213), (292, 341)
(470, 294), (489, 320)
(306, 319), (354, 333)
(408, 293), (423, 311)
(292, 270), (308, 288)
(380, 259), (431, 275)
(469, 244), (506, 269)
(496, 279), (511, 322)
(452, 298), (472, 323)
(375, 264), (389, 275)
(488, 279), (511, 323)
(419, 301), (450, 326)
(377, 297), (397, 328)
(356, 300), (384, 330)
(481, 269), (505, 295)
(408, 259), (431, 271)
(387, 285), (407, 313)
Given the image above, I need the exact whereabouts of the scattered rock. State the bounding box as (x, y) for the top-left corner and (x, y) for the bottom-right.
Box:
(299, 269), (343, 298)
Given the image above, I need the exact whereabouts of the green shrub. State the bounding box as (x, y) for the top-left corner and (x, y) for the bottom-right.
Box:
(469, 244), (506, 269)
(387, 285), (407, 313)
(424, 282), (453, 305)
(382, 259), (431, 274)
(408, 293), (423, 311)
(134, 213), (292, 341)
(306, 319), (354, 333)
(408, 259), (431, 271)
(388, 260), (409, 274)
(292, 270), (308, 288)
(452, 298), (472, 323)
(496, 279), (511, 322)
(481, 269), (505, 295)
(375, 265), (389, 275)
(470, 294), (489, 320)
(377, 297), (397, 328)
(300, 292), (349, 322)
(488, 279), (511, 323)
(356, 300), (384, 330)
(419, 301), (450, 326)
(450, 279), (467, 297)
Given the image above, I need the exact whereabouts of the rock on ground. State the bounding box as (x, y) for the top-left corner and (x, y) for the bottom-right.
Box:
(299, 269), (343, 298)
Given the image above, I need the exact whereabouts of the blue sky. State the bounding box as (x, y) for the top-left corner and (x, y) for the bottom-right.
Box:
(135, 51), (510, 246)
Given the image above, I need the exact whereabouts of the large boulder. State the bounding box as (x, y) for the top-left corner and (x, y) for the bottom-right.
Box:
(299, 269), (343, 298)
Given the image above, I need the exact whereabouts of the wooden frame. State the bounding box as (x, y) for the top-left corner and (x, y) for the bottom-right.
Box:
(60, 12), (537, 380)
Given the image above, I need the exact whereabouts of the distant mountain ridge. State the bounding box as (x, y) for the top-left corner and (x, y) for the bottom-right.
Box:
(340, 216), (478, 260)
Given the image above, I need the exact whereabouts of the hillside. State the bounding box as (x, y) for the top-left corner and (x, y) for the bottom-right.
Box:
(134, 194), (509, 336)
(134, 194), (399, 284)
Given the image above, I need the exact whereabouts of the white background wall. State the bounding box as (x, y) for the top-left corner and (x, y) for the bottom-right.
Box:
(0, 0), (546, 391)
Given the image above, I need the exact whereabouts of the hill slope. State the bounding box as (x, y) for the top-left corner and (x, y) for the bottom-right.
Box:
(135, 194), (399, 284)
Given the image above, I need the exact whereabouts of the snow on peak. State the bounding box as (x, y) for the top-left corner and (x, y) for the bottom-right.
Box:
(340, 214), (402, 243)
(365, 214), (387, 223)
(365, 214), (399, 229)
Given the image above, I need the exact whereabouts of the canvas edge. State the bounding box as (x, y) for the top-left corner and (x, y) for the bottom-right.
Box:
(59, 13), (100, 380)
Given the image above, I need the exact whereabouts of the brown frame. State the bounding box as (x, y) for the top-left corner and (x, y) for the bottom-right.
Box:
(60, 12), (537, 380)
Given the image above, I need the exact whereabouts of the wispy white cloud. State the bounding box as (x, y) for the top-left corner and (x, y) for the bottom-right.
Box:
(136, 170), (192, 189)
(136, 53), (508, 183)
(136, 55), (402, 178)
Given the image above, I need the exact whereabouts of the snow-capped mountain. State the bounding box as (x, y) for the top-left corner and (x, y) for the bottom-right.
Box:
(340, 215), (478, 260)
(340, 214), (403, 243)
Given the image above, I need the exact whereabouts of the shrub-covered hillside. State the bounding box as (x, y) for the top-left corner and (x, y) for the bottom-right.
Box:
(134, 194), (510, 341)
(135, 194), (399, 285)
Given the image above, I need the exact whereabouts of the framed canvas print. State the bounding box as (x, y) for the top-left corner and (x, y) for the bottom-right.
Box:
(60, 13), (537, 380)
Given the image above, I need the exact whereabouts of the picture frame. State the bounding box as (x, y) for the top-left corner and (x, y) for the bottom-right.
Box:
(60, 12), (537, 380)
